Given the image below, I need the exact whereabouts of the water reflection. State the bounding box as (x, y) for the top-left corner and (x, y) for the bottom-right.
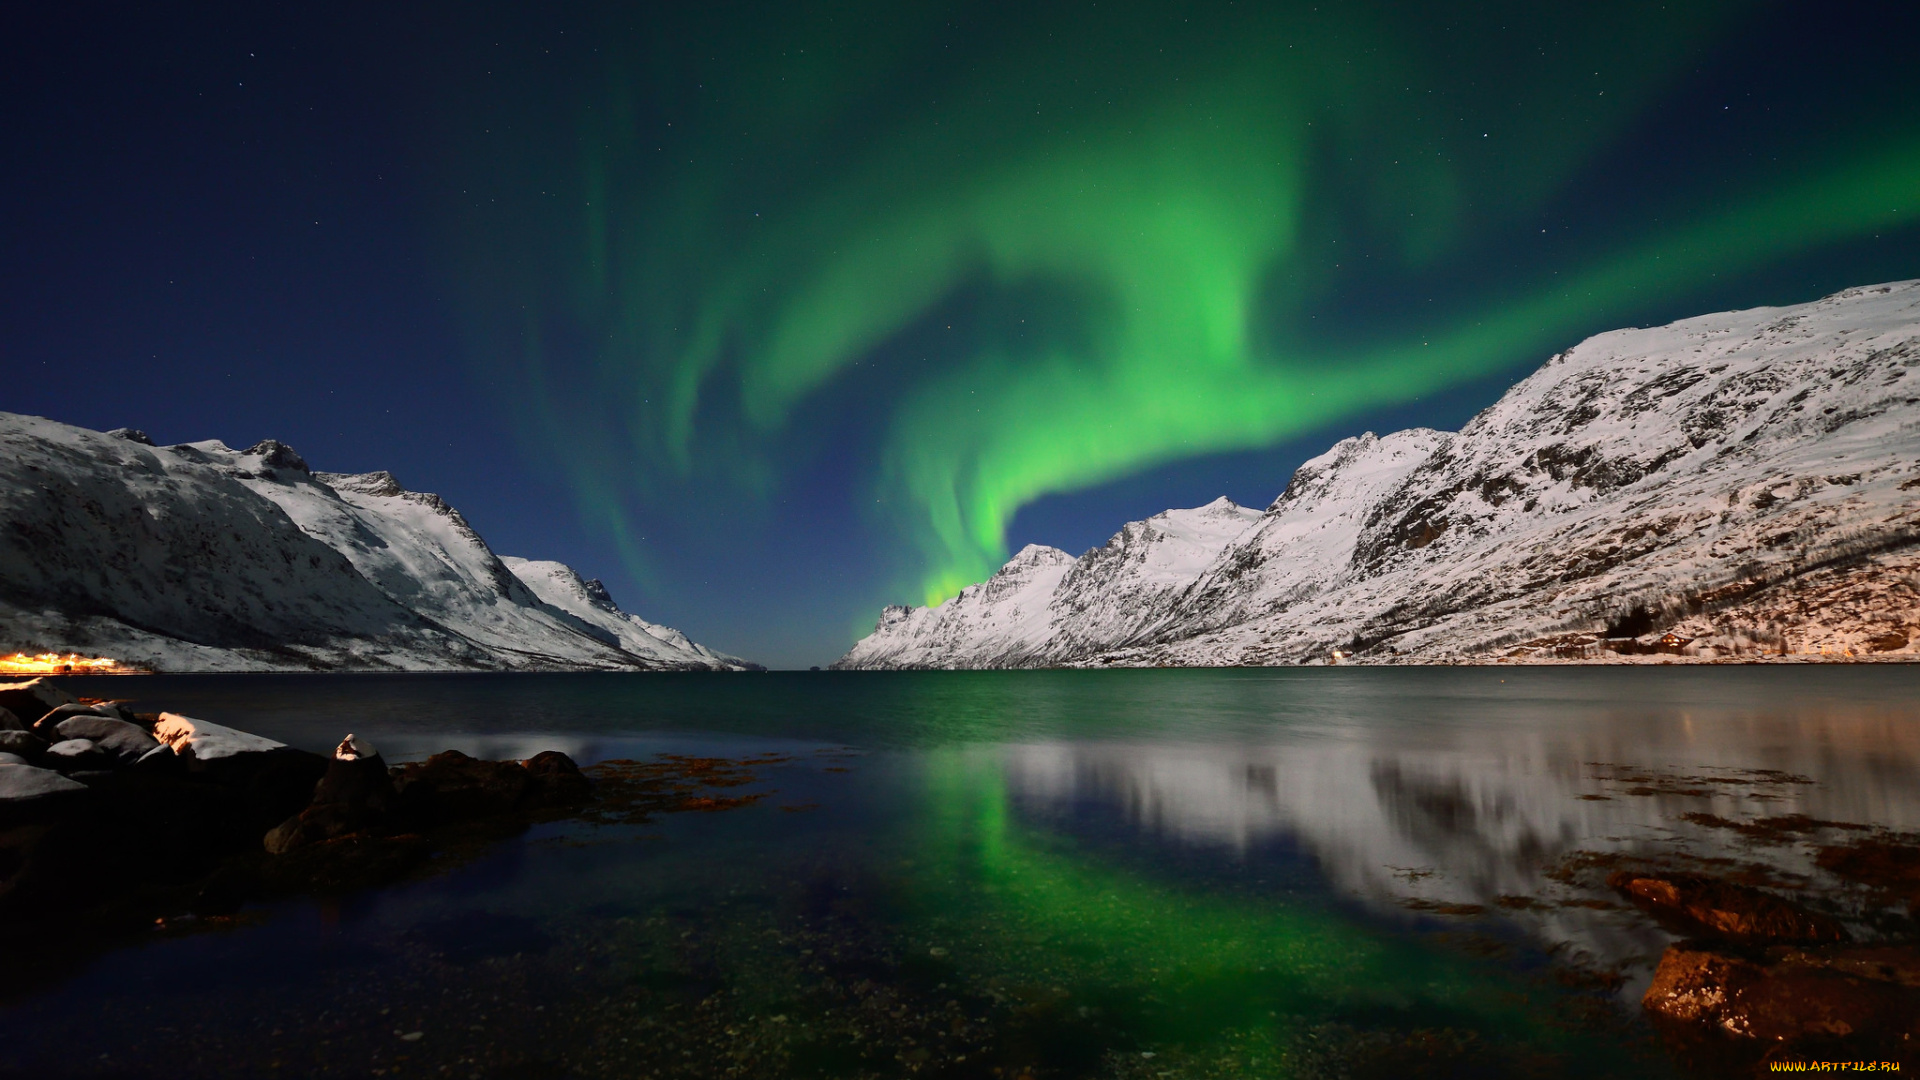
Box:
(998, 696), (1920, 975)
(13, 667), (1914, 1076)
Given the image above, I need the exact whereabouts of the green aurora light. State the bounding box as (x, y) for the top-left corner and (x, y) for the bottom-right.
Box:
(436, 0), (1920, 617)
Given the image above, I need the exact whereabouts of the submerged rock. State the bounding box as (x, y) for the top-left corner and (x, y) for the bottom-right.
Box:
(521, 750), (591, 808)
(1608, 871), (1847, 944)
(1817, 839), (1920, 910)
(393, 750), (529, 823)
(1644, 947), (1763, 1023)
(1772, 945), (1920, 988)
(1645, 943), (1920, 1050)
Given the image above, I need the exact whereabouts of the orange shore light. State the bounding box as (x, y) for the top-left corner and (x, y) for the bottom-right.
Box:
(0, 652), (140, 676)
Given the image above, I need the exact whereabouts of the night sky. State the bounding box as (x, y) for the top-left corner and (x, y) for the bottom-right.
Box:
(5, 1), (1918, 668)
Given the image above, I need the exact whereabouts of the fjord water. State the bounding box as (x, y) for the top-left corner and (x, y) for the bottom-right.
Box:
(8, 667), (1920, 1078)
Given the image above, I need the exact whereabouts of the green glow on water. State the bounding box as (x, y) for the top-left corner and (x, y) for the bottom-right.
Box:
(889, 749), (1657, 1074)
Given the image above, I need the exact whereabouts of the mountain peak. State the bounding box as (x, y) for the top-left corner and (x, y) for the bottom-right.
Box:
(840, 280), (1920, 668)
(0, 414), (754, 672)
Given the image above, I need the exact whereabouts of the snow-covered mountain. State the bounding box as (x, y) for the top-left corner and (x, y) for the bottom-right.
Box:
(839, 280), (1920, 668)
(0, 415), (755, 671)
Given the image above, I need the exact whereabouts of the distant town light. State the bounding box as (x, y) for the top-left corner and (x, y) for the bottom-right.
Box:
(0, 652), (138, 675)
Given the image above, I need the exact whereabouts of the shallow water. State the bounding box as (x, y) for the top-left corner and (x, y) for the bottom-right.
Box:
(5, 667), (1918, 1078)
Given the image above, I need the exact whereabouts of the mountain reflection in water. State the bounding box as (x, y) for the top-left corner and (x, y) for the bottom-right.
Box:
(1000, 693), (1920, 978)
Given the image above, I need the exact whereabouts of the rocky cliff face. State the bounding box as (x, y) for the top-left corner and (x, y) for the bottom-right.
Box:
(838, 280), (1920, 668)
(0, 416), (753, 671)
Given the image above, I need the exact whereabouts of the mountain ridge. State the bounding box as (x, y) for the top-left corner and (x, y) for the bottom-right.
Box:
(837, 280), (1920, 668)
(0, 414), (755, 672)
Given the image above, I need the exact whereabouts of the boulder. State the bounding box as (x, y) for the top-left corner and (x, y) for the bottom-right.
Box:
(53, 717), (160, 765)
(45, 739), (110, 772)
(0, 763), (88, 804)
(130, 743), (182, 773)
(33, 702), (134, 737)
(264, 735), (398, 855)
(264, 803), (368, 855)
(0, 679), (77, 728)
(312, 756), (395, 813)
(521, 750), (591, 808)
(0, 731), (46, 759)
(0, 707), (21, 732)
(150, 713), (285, 763)
(1645, 943), (1920, 1053)
(1608, 871), (1848, 944)
(393, 750), (528, 823)
(0, 753), (27, 766)
(1644, 946), (1764, 1023)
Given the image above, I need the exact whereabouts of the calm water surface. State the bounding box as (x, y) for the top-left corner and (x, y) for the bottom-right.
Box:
(5, 667), (1918, 1078)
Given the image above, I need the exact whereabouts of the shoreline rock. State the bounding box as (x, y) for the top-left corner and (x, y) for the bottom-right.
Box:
(0, 681), (594, 937)
(1608, 870), (1849, 945)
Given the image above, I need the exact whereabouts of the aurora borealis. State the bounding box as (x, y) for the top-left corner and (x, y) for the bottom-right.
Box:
(8, 0), (1920, 665)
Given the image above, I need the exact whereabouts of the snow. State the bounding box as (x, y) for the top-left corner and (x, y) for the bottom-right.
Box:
(0, 418), (749, 671)
(840, 280), (1920, 668)
(152, 712), (286, 761)
(499, 558), (754, 669)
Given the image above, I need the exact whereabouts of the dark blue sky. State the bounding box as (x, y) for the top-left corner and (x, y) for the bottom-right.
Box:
(4, 1), (1918, 667)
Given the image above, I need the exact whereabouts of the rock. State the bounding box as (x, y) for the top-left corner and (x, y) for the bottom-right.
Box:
(150, 713), (285, 763)
(257, 831), (430, 895)
(1644, 946), (1765, 1023)
(265, 739), (399, 855)
(0, 707), (21, 732)
(32, 702), (131, 737)
(264, 803), (369, 855)
(312, 754), (395, 812)
(53, 717), (160, 765)
(0, 763), (88, 804)
(1773, 944), (1920, 988)
(130, 743), (182, 773)
(1724, 968), (1908, 1042)
(45, 739), (110, 772)
(1645, 943), (1920, 1057)
(393, 750), (528, 823)
(1608, 871), (1848, 944)
(1817, 839), (1920, 909)
(334, 733), (379, 761)
(0, 731), (46, 759)
(0, 753), (28, 766)
(521, 750), (591, 808)
(0, 679), (77, 728)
